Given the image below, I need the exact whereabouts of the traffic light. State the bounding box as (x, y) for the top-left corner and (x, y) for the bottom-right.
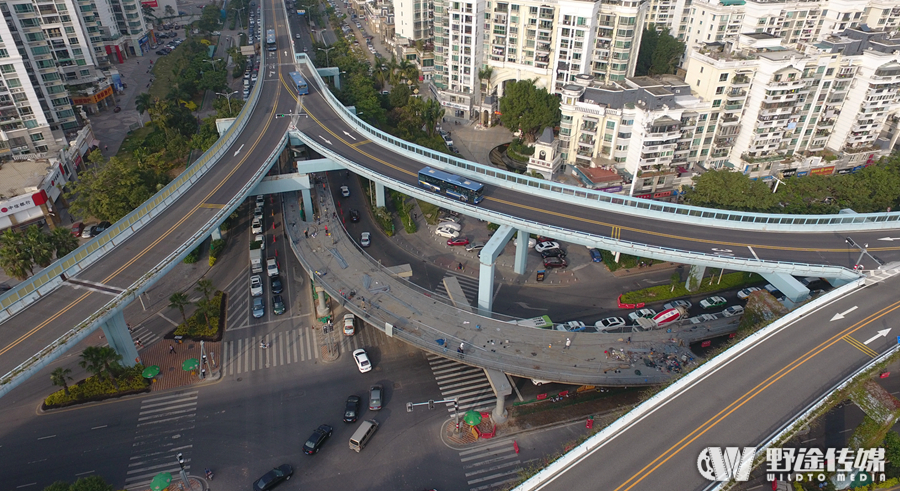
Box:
(428, 400), (435, 410)
(406, 402), (413, 413)
(176, 453), (185, 469)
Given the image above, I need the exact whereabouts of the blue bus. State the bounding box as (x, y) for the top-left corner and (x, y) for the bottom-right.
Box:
(417, 166), (485, 204)
(289, 71), (309, 95)
(266, 29), (277, 51)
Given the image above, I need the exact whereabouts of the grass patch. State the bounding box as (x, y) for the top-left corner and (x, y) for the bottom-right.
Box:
(620, 271), (761, 305)
(390, 191), (417, 234)
(417, 200), (441, 225)
(598, 249), (658, 271)
(117, 125), (157, 157)
(149, 46), (192, 100)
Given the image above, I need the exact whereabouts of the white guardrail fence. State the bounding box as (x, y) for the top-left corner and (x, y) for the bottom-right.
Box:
(297, 57), (900, 233)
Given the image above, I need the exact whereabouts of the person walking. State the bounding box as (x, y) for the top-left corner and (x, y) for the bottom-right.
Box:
(169, 345), (176, 354)
(565, 338), (571, 349)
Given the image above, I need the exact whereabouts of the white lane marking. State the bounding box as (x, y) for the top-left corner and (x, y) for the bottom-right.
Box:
(234, 144), (244, 156)
(747, 246), (759, 260)
(830, 305), (858, 321)
(864, 328), (891, 345)
(318, 135), (332, 145)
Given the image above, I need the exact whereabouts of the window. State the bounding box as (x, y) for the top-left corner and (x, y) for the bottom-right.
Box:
(606, 121), (616, 129)
(712, 100), (721, 108)
(719, 73), (728, 82)
(715, 86), (724, 94)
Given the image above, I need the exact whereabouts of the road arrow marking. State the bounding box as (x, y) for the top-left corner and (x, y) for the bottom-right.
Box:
(233, 144), (244, 156)
(864, 329), (891, 345)
(878, 237), (900, 241)
(831, 305), (858, 321)
(514, 302), (547, 311)
(343, 131), (357, 140)
(318, 135), (332, 145)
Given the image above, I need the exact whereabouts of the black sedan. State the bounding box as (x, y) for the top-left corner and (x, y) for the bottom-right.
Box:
(302, 424), (334, 455)
(349, 209), (360, 222)
(344, 395), (361, 423)
(543, 257), (568, 268)
(271, 275), (283, 294)
(539, 247), (567, 259)
(253, 464), (293, 491)
(90, 221), (112, 237)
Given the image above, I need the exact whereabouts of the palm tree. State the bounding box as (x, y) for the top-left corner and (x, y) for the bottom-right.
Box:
(478, 66), (494, 96)
(23, 225), (54, 268)
(135, 92), (153, 124)
(168, 291), (191, 326)
(195, 278), (214, 303)
(50, 227), (79, 259)
(79, 346), (123, 389)
(422, 99), (445, 138)
(50, 367), (73, 396)
(0, 229), (32, 280)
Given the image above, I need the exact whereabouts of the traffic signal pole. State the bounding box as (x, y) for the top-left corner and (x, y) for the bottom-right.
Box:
(406, 398), (460, 433)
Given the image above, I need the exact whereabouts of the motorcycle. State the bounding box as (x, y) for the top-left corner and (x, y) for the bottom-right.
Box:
(205, 468), (214, 480)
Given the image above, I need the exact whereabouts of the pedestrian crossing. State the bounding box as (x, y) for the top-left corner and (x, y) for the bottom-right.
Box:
(434, 273), (480, 307)
(221, 324), (391, 374)
(124, 391), (198, 490)
(427, 354), (497, 414)
(130, 323), (159, 351)
(458, 438), (523, 491)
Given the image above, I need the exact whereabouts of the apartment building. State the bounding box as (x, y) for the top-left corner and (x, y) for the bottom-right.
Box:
(78, 0), (153, 63)
(430, 0), (646, 122)
(395, 0), (432, 42)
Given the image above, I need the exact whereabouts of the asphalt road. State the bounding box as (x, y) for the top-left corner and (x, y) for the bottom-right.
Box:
(527, 272), (900, 491)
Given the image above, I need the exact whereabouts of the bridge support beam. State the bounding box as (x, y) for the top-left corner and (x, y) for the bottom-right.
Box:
(101, 311), (139, 367)
(761, 272), (809, 304)
(301, 188), (313, 221)
(478, 225), (516, 315)
(374, 182), (386, 208)
(685, 265), (706, 291)
(484, 369), (512, 424)
(513, 230), (528, 275)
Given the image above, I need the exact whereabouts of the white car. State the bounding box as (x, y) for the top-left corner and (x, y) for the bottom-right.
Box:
(513, 237), (537, 249)
(663, 300), (692, 310)
(737, 287), (761, 300)
(437, 221), (461, 231)
(595, 317), (626, 331)
(360, 231), (371, 247)
(253, 206), (263, 220)
(343, 313), (356, 336)
(250, 275), (263, 297)
(251, 218), (263, 234)
(340, 185), (350, 197)
(353, 348), (372, 372)
(255, 234), (265, 251)
(435, 226), (459, 239)
(628, 308), (657, 323)
(722, 305), (745, 317)
(531, 379), (552, 386)
(266, 258), (279, 277)
(534, 241), (560, 253)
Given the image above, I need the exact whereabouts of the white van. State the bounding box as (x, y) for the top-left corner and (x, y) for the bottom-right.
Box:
(266, 258), (279, 277)
(349, 419), (378, 452)
(437, 221), (461, 231)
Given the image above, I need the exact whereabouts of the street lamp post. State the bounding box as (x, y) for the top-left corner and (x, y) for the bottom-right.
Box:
(318, 46), (336, 66)
(215, 90), (238, 114)
(204, 58), (221, 71)
(232, 7), (246, 32)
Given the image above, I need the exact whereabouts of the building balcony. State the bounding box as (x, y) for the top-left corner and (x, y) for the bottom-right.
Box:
(721, 115), (740, 126)
(724, 103), (744, 111)
(580, 125), (596, 134)
(727, 89), (746, 98)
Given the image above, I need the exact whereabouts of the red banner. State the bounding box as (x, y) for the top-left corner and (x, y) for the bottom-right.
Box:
(141, 0), (159, 7)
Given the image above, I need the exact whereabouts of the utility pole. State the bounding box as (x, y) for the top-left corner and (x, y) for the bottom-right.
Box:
(176, 452), (188, 488)
(275, 93), (307, 131)
(406, 398), (460, 433)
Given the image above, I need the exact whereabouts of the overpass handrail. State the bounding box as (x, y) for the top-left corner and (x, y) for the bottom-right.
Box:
(299, 58), (900, 232)
(0, 129), (289, 392)
(299, 135), (861, 281)
(0, 23), (269, 323)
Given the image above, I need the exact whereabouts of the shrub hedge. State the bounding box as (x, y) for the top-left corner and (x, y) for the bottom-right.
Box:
(173, 291), (226, 340)
(44, 365), (150, 409)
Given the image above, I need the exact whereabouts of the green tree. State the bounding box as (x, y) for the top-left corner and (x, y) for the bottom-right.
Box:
(164, 5), (175, 17)
(50, 226), (80, 258)
(883, 431), (900, 478)
(195, 278), (214, 303)
(168, 291), (191, 325)
(479, 66), (494, 96)
(65, 151), (164, 222)
(135, 92), (153, 122)
(421, 98), (445, 138)
(636, 24), (686, 76)
(683, 169), (779, 211)
(69, 475), (114, 491)
(23, 225), (55, 268)
(498, 80), (561, 142)
(50, 367), (73, 396)
(0, 228), (33, 279)
(78, 346), (123, 389)
(198, 4), (221, 33)
(43, 481), (71, 491)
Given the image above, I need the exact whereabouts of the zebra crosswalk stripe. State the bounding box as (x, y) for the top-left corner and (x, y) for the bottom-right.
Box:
(456, 438), (522, 491)
(425, 354), (497, 414)
(124, 391), (199, 490)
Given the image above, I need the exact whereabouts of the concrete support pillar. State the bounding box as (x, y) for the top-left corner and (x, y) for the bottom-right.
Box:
(374, 182), (386, 208)
(101, 310), (139, 367)
(301, 188), (313, 221)
(513, 230), (528, 275)
(685, 264), (706, 292)
(493, 392), (508, 424)
(477, 261), (496, 317)
(315, 285), (331, 319)
(210, 226), (222, 241)
(483, 369), (511, 424)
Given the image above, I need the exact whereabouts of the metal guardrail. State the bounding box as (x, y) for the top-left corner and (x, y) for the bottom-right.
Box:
(299, 135), (862, 281)
(0, 21), (270, 324)
(297, 58), (900, 233)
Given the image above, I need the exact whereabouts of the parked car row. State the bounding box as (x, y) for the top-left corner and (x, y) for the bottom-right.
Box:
(248, 195), (288, 320)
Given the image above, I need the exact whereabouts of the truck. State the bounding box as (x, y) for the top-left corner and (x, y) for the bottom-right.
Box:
(634, 306), (688, 331)
(249, 246), (263, 274)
